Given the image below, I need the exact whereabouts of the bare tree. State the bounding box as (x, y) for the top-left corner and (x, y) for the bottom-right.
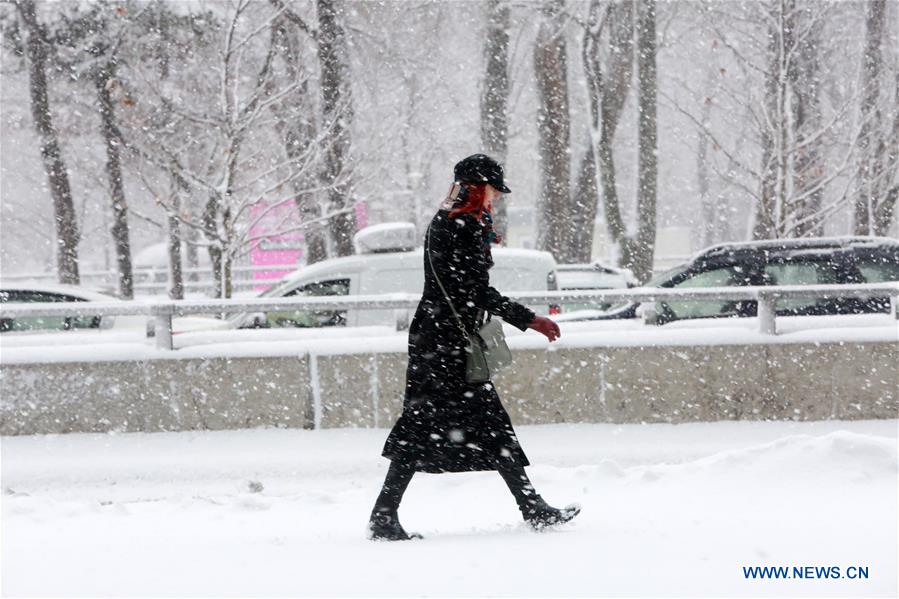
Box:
(14, 0), (79, 285)
(338, 0), (450, 231)
(533, 0), (571, 262)
(854, 0), (897, 235)
(94, 63), (134, 298)
(75, 5), (137, 299)
(570, 0), (606, 263)
(575, 0), (656, 281)
(270, 10), (328, 264)
(751, 0), (850, 240)
(480, 0), (510, 240)
(752, 1), (790, 240)
(121, 1), (335, 298)
(316, 0), (355, 257)
(37, 0), (140, 298)
(874, 72), (899, 235)
(632, 0), (658, 284)
(678, 1), (860, 241)
(790, 1), (825, 237)
(696, 41), (729, 248)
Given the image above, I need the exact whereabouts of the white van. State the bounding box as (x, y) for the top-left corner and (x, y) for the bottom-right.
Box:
(236, 223), (559, 329)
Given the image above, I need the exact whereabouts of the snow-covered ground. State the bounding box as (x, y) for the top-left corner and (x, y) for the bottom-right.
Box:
(2, 419), (896, 597)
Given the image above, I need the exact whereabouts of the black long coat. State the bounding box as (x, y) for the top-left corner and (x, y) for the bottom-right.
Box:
(381, 210), (536, 473)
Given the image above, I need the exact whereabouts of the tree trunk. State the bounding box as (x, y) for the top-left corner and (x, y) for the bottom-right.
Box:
(272, 17), (328, 265)
(316, 0), (355, 256)
(854, 0), (886, 235)
(167, 176), (185, 300)
(775, 0), (794, 238)
(586, 0), (633, 267)
(571, 145), (598, 263)
(16, 0), (80, 284)
(220, 150), (238, 299)
(753, 2), (785, 240)
(94, 64), (134, 299)
(571, 0), (605, 264)
(791, 5), (824, 237)
(697, 93), (713, 248)
(167, 202), (184, 301)
(631, 0), (657, 284)
(203, 193), (224, 297)
(533, 0), (571, 262)
(480, 0), (510, 241)
(222, 254), (233, 299)
(184, 210), (200, 283)
(873, 71), (898, 235)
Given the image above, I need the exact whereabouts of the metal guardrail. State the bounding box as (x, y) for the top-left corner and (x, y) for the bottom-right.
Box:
(2, 264), (295, 280)
(3, 264), (295, 294)
(1, 283), (897, 350)
(131, 281), (265, 293)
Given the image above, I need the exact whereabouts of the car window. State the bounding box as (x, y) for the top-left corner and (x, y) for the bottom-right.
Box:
(764, 260), (840, 312)
(650, 264), (687, 287)
(856, 254), (899, 283)
(765, 261), (840, 286)
(596, 264), (686, 315)
(0, 290), (99, 332)
(266, 278), (350, 328)
(664, 266), (746, 320)
(286, 279), (350, 298)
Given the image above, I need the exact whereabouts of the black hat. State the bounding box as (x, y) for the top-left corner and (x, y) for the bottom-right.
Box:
(453, 154), (511, 193)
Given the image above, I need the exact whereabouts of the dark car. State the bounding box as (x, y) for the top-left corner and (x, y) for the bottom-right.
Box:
(0, 282), (229, 335)
(0, 283), (117, 332)
(557, 237), (899, 324)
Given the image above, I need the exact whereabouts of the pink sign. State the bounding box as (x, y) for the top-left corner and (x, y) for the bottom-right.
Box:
(249, 199), (370, 292)
(250, 200), (304, 292)
(355, 199), (369, 230)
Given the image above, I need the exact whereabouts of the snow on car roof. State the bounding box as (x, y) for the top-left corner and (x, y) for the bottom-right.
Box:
(263, 247), (558, 293)
(353, 222), (418, 254)
(693, 236), (899, 262)
(557, 262), (628, 274)
(557, 271), (628, 290)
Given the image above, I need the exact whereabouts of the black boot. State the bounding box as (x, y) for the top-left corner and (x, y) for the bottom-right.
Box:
(368, 461), (421, 541)
(521, 496), (581, 530)
(497, 462), (581, 531)
(367, 509), (423, 541)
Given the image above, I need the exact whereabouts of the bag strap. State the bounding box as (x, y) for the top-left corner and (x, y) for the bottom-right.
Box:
(425, 220), (471, 342)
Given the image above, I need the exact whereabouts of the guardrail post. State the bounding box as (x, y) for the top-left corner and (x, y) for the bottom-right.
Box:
(640, 302), (658, 326)
(757, 292), (776, 335)
(152, 305), (174, 350)
(394, 308), (410, 331)
(892, 295), (898, 320)
(309, 351), (321, 430)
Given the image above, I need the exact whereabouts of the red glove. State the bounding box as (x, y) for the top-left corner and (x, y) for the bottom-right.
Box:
(527, 316), (561, 342)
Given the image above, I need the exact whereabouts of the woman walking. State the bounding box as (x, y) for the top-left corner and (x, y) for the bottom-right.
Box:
(368, 154), (580, 541)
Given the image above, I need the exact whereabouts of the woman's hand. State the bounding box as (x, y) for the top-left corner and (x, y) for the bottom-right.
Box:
(527, 316), (561, 342)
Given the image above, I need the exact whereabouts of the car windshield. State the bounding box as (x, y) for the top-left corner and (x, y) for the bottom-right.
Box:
(647, 264), (687, 287)
(258, 278), (297, 298)
(590, 263), (688, 313)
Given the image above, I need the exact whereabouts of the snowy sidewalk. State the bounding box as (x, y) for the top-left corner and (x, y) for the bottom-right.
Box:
(2, 420), (896, 597)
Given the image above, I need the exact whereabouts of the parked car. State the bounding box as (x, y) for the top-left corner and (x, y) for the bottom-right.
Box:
(0, 283), (137, 333)
(0, 282), (230, 335)
(556, 262), (635, 312)
(233, 223), (560, 329)
(555, 236), (899, 324)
